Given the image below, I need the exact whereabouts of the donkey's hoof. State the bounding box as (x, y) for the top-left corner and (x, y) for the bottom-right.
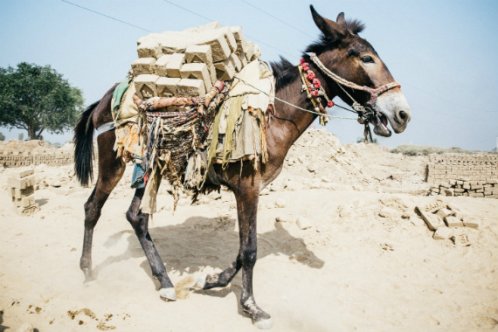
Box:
(193, 276), (206, 290)
(82, 268), (94, 282)
(255, 317), (273, 330)
(159, 287), (177, 301)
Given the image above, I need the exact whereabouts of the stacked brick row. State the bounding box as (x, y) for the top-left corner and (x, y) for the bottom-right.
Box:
(9, 169), (38, 214)
(0, 151), (73, 167)
(132, 23), (258, 99)
(426, 154), (498, 199)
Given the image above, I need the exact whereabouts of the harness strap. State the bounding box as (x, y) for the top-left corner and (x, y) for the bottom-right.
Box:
(307, 52), (401, 105)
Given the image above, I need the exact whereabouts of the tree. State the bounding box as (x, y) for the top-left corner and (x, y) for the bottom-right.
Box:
(0, 62), (84, 140)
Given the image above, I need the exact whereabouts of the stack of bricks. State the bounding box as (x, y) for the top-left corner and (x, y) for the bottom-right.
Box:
(426, 154), (498, 199)
(132, 23), (258, 99)
(9, 169), (39, 214)
(0, 151), (72, 167)
(415, 200), (478, 245)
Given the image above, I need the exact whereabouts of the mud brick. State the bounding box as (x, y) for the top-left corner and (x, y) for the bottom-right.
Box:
(177, 78), (206, 97)
(180, 63), (212, 92)
(463, 182), (471, 190)
(153, 54), (173, 76)
(423, 200), (447, 213)
(244, 41), (258, 61)
(21, 195), (35, 208)
(444, 215), (464, 227)
(436, 208), (456, 220)
(415, 206), (444, 231)
(229, 52), (242, 72)
(185, 44), (214, 66)
(469, 192), (484, 198)
(451, 234), (471, 247)
(134, 74), (159, 99)
(137, 39), (161, 58)
(214, 58), (236, 80)
(462, 218), (480, 229)
(220, 27), (237, 52)
(197, 30), (231, 62)
(165, 53), (185, 78)
(156, 77), (180, 97)
(433, 227), (453, 240)
(131, 57), (156, 75)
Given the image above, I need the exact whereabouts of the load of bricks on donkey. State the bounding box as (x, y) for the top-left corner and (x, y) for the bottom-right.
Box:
(108, 22), (274, 212)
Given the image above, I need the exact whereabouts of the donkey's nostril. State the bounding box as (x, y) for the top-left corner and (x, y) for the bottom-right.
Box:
(399, 110), (408, 121)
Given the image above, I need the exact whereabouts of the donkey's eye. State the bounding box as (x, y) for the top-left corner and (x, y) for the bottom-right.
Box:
(361, 55), (374, 63)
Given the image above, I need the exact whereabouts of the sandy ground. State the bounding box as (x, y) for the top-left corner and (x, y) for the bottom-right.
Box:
(1, 130), (497, 332)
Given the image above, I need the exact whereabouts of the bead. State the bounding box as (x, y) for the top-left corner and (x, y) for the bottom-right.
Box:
(311, 90), (319, 97)
(300, 58), (306, 65)
(327, 100), (335, 108)
(302, 64), (310, 71)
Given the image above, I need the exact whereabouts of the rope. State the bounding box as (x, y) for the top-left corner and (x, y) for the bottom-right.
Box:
(232, 75), (357, 121)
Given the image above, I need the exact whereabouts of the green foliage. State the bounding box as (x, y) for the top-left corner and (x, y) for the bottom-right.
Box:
(0, 132), (4, 141)
(0, 62), (84, 139)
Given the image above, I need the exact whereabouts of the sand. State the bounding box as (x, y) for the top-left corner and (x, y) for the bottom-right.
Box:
(1, 129), (497, 331)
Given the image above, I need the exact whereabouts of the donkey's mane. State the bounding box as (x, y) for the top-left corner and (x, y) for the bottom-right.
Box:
(271, 18), (365, 91)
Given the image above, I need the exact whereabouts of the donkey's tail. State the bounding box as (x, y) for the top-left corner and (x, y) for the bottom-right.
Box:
(74, 101), (99, 186)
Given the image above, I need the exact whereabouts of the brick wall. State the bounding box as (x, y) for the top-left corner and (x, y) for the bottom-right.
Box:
(0, 151), (73, 167)
(426, 154), (498, 198)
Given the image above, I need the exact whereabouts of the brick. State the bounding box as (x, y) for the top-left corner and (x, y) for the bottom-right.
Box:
(451, 234), (471, 247)
(415, 206), (444, 231)
(137, 39), (161, 58)
(214, 58), (236, 80)
(131, 57), (156, 75)
(156, 77), (180, 97)
(229, 53), (242, 72)
(433, 227), (453, 240)
(462, 218), (480, 229)
(444, 215), (464, 227)
(177, 78), (206, 97)
(134, 74), (159, 99)
(185, 44), (214, 66)
(197, 30), (231, 62)
(153, 54), (173, 76)
(165, 53), (185, 78)
(436, 208), (455, 220)
(180, 63), (212, 92)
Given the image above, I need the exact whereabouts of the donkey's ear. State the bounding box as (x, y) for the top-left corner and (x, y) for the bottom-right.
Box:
(310, 5), (346, 41)
(336, 12), (346, 27)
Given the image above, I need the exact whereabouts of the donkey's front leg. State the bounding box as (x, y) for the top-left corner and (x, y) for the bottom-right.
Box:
(235, 187), (272, 329)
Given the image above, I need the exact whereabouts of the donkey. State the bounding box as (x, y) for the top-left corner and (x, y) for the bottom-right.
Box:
(74, 5), (411, 328)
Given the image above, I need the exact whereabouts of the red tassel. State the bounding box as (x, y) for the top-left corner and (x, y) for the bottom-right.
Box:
(327, 100), (334, 108)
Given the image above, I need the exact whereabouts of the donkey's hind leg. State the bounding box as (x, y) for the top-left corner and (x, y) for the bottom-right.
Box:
(126, 187), (176, 301)
(80, 133), (125, 281)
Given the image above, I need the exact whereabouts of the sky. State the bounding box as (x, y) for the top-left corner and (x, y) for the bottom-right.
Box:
(1, 0), (497, 151)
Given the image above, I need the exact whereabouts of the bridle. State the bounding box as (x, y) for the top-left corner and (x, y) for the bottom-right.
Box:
(303, 52), (401, 141)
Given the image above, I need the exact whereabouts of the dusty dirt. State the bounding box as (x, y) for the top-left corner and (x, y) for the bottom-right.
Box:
(1, 129), (497, 331)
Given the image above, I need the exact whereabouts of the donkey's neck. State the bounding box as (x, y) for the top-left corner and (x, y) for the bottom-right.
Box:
(269, 64), (338, 156)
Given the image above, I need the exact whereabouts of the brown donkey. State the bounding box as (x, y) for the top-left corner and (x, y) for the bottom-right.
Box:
(73, 5), (411, 328)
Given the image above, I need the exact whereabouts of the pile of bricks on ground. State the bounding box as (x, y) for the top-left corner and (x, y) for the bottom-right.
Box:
(133, 22), (258, 99)
(426, 154), (498, 199)
(9, 169), (38, 214)
(415, 200), (478, 246)
(428, 179), (498, 198)
(0, 151), (72, 167)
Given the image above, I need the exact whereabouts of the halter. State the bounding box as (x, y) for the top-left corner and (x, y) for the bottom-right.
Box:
(303, 52), (401, 141)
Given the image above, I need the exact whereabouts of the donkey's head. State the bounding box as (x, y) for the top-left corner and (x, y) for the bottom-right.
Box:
(307, 5), (411, 136)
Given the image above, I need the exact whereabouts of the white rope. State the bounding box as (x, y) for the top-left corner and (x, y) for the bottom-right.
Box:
(232, 75), (357, 121)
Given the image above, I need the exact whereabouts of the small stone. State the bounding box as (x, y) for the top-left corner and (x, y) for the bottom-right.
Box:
(433, 227), (454, 240)
(274, 199), (286, 208)
(436, 208), (456, 220)
(296, 217), (312, 230)
(415, 206), (444, 231)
